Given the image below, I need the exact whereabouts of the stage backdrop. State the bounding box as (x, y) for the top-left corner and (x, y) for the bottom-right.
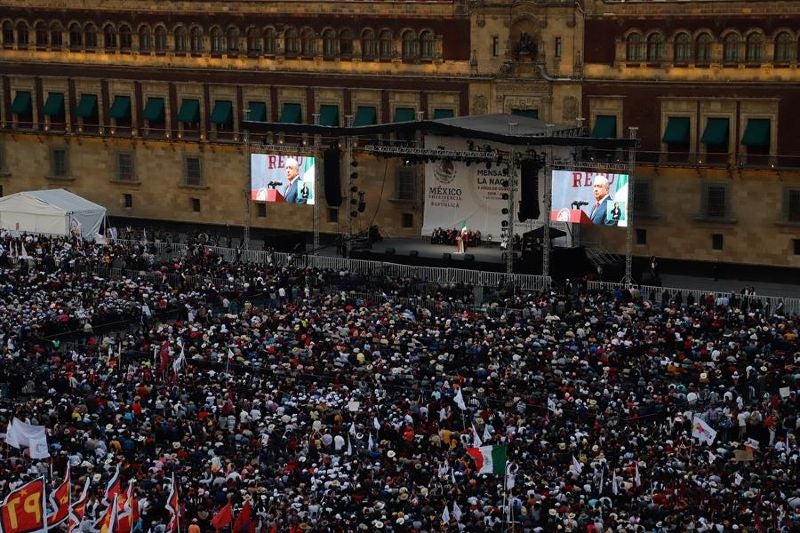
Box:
(550, 170), (629, 227)
(422, 136), (525, 239)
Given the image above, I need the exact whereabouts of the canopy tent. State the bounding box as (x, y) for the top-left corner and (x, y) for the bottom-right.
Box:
(0, 189), (106, 241)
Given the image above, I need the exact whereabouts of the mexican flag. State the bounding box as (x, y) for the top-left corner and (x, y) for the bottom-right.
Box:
(467, 445), (507, 475)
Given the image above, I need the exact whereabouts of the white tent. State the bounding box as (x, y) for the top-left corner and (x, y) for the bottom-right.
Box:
(0, 189), (106, 241)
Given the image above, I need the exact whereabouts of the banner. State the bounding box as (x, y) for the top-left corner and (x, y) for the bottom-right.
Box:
(422, 136), (529, 238)
(1, 478), (46, 533)
(5, 418), (49, 459)
(550, 170), (629, 227)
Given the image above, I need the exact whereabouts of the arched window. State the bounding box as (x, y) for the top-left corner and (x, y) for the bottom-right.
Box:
(154, 26), (167, 52)
(227, 27), (239, 54)
(775, 31), (795, 63)
(379, 30), (392, 59)
(723, 33), (740, 63)
(17, 21), (29, 48)
(674, 32), (691, 62)
(401, 30), (418, 60)
(264, 27), (276, 54)
(285, 27), (299, 55)
(139, 26), (151, 52)
(361, 29), (376, 59)
(626, 33), (643, 61)
(2, 21), (14, 47)
(322, 29), (336, 58)
(246, 27), (261, 54)
(646, 33), (664, 62)
(84, 23), (97, 49)
(119, 24), (132, 51)
(104, 24), (116, 50)
(745, 33), (763, 63)
(174, 27), (187, 53)
(155, 26), (167, 54)
(301, 28), (315, 56)
(50, 22), (63, 48)
(339, 29), (353, 56)
(68, 23), (81, 49)
(35, 22), (48, 47)
(695, 33), (712, 63)
(190, 27), (203, 53)
(420, 30), (434, 59)
(210, 27), (223, 54)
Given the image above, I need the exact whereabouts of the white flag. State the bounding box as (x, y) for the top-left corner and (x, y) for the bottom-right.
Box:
(452, 501), (463, 522)
(373, 417), (381, 431)
(634, 462), (641, 488)
(691, 415), (717, 445)
(441, 505), (450, 524)
(483, 424), (492, 442)
(471, 425), (483, 447)
(505, 462), (518, 490)
(349, 423), (356, 436)
(5, 418), (49, 459)
(439, 407), (448, 421)
(345, 436), (352, 457)
(368, 433), (374, 451)
(569, 456), (583, 477)
(612, 470), (618, 496)
(453, 388), (467, 411)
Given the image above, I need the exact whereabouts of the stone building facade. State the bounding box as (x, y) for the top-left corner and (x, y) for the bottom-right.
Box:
(0, 0), (797, 269)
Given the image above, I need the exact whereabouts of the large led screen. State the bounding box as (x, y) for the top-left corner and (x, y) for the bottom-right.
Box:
(250, 154), (315, 205)
(550, 170), (629, 227)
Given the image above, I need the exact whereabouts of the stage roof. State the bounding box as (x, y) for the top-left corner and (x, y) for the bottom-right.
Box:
(242, 113), (637, 149)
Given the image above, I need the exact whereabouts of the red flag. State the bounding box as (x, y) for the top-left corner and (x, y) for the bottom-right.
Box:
(211, 502), (233, 531)
(96, 494), (118, 533)
(232, 500), (253, 533)
(165, 474), (179, 533)
(47, 465), (71, 527)
(104, 464), (122, 505)
(117, 481), (139, 533)
(0, 477), (46, 533)
(67, 477), (91, 533)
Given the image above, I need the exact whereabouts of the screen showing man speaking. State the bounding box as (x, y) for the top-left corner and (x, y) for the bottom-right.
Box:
(250, 154), (315, 205)
(550, 170), (629, 227)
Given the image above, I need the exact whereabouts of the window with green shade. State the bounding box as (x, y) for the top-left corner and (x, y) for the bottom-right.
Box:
(75, 94), (98, 119)
(142, 97), (165, 122)
(42, 92), (65, 117)
(210, 101), (233, 125)
(394, 107), (415, 123)
(662, 117), (690, 145)
(741, 119), (770, 148)
(432, 108), (454, 120)
(352, 106), (377, 126)
(700, 118), (729, 147)
(592, 115), (617, 138)
(11, 91), (32, 116)
(177, 99), (200, 123)
(278, 103), (302, 124)
(319, 105), (340, 126)
(108, 96), (131, 121)
(246, 102), (267, 122)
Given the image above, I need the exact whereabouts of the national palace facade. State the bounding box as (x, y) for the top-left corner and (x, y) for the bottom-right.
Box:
(0, 0), (798, 270)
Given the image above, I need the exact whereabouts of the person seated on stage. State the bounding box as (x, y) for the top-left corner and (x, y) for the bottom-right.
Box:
(474, 230), (482, 247)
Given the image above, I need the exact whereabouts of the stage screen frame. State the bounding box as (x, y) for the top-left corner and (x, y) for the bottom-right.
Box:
(250, 153), (316, 205)
(550, 170), (629, 227)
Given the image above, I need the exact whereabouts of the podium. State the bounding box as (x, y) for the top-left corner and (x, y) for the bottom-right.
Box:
(550, 208), (592, 224)
(266, 189), (285, 203)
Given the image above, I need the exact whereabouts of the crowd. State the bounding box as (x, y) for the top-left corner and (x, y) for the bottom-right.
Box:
(0, 230), (799, 532)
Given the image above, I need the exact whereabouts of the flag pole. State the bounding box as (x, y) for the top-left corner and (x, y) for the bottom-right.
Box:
(501, 465), (508, 532)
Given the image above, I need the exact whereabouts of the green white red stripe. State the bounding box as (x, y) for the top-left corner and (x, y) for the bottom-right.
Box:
(467, 444), (507, 475)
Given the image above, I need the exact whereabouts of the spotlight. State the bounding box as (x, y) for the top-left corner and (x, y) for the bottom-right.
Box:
(351, 160), (358, 168)
(501, 221), (509, 227)
(350, 172), (358, 180)
(502, 193), (509, 200)
(501, 208), (509, 215)
(502, 181), (509, 188)
(350, 186), (358, 193)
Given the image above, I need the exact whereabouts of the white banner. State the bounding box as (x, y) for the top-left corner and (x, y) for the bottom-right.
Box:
(422, 136), (524, 239)
(5, 417), (50, 459)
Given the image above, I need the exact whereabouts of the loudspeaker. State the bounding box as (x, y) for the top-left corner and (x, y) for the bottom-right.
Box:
(409, 250), (419, 257)
(464, 254), (475, 262)
(518, 159), (541, 222)
(323, 148), (342, 207)
(384, 247), (396, 255)
(442, 253), (452, 261)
